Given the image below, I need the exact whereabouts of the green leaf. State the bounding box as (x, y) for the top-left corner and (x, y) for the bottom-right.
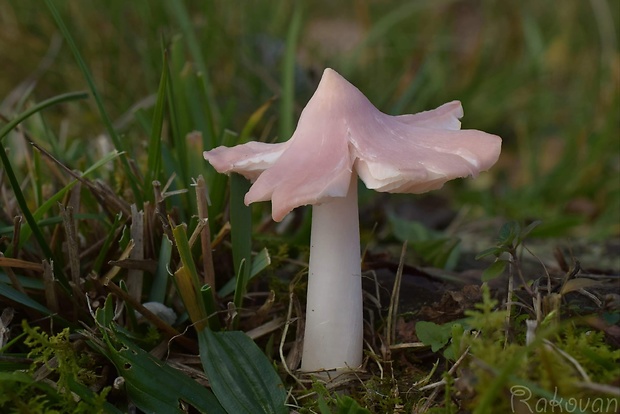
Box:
(411, 237), (461, 270)
(318, 397), (332, 414)
(0, 371), (56, 393)
(415, 321), (453, 352)
(95, 294), (116, 329)
(475, 246), (502, 260)
(200, 285), (222, 331)
(103, 328), (226, 414)
(482, 260), (507, 281)
(445, 323), (465, 361)
(497, 221), (519, 246)
(389, 214), (461, 269)
(198, 328), (288, 414)
(218, 247), (271, 297)
(336, 396), (371, 414)
(390, 214), (432, 242)
(66, 377), (124, 414)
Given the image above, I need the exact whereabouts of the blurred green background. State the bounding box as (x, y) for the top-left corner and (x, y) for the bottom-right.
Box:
(1, 0), (618, 239)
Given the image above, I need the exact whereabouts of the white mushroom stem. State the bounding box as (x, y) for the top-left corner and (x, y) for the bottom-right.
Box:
(301, 176), (363, 372)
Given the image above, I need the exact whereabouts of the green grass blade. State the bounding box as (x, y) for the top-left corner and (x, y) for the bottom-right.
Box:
(198, 328), (288, 414)
(239, 97), (275, 144)
(167, 37), (190, 184)
(0, 282), (67, 323)
(229, 174), (252, 312)
(32, 149), (43, 207)
(7, 150), (122, 256)
(172, 224), (207, 328)
(66, 377), (124, 414)
(200, 284), (221, 331)
(149, 235), (172, 303)
(0, 146), (60, 281)
(91, 212), (124, 275)
(165, 0), (220, 129)
(172, 225), (201, 294)
(144, 49), (169, 195)
(218, 247), (271, 298)
(44, 0), (143, 206)
(197, 71), (218, 148)
(0, 90), (90, 291)
(0, 91), (88, 141)
(279, 4), (303, 142)
(0, 272), (44, 290)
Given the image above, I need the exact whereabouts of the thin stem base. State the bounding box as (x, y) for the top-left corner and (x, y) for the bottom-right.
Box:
(301, 177), (363, 372)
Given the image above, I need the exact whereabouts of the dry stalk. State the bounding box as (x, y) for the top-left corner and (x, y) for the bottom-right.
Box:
(42, 259), (59, 314)
(387, 241), (407, 350)
(0, 253), (28, 294)
(59, 203), (80, 287)
(195, 175), (216, 290)
(127, 204), (144, 302)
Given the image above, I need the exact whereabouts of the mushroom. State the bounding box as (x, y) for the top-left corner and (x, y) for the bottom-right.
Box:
(204, 68), (501, 372)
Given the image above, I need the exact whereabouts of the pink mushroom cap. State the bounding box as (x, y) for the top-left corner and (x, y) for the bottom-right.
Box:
(204, 68), (501, 222)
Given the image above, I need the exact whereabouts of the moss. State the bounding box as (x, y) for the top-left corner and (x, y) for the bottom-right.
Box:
(0, 322), (111, 414)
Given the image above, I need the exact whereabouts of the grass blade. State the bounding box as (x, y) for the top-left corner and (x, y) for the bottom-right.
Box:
(0, 145), (62, 286)
(239, 97), (275, 144)
(165, 0), (220, 129)
(149, 235), (172, 303)
(167, 37), (190, 185)
(229, 174), (252, 314)
(144, 48), (169, 195)
(44, 0), (143, 206)
(0, 91), (88, 141)
(0, 282), (68, 325)
(7, 150), (122, 256)
(91, 212), (124, 275)
(172, 224), (208, 330)
(279, 4), (303, 142)
(200, 284), (221, 331)
(218, 247), (271, 298)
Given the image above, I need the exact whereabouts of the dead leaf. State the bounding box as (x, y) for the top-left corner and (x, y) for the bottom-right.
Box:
(560, 278), (601, 295)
